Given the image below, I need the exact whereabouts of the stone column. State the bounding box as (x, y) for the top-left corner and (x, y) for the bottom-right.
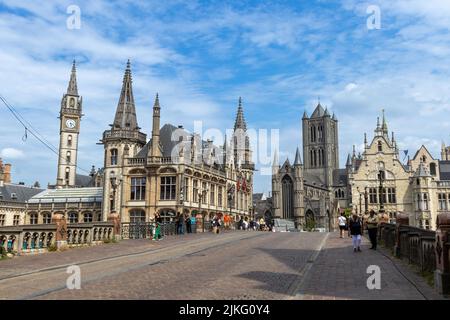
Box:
(108, 212), (121, 241)
(394, 213), (409, 257)
(53, 213), (68, 250)
(435, 213), (450, 295)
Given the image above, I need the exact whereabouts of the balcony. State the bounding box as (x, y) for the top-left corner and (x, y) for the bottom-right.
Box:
(102, 129), (147, 143)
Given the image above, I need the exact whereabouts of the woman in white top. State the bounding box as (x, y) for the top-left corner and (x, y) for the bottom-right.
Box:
(338, 212), (347, 238)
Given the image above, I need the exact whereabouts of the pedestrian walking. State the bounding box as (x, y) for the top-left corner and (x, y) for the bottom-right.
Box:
(348, 213), (362, 252)
(212, 215), (218, 234)
(177, 212), (184, 235)
(185, 214), (192, 233)
(366, 210), (379, 250)
(259, 217), (266, 231)
(338, 212), (347, 238)
(152, 222), (162, 241)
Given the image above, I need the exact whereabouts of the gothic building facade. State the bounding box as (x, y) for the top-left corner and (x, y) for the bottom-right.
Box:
(347, 113), (450, 230)
(272, 103), (342, 231)
(100, 61), (254, 227)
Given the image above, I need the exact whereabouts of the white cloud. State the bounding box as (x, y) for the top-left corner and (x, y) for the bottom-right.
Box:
(0, 148), (25, 159)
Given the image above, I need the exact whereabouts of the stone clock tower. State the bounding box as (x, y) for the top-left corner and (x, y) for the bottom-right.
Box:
(56, 61), (83, 188)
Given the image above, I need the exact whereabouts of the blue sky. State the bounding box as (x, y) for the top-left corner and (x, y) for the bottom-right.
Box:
(1, 0), (450, 193)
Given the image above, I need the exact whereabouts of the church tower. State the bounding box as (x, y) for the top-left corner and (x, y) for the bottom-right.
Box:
(231, 97), (254, 213)
(56, 61), (82, 188)
(101, 60), (147, 218)
(302, 102), (339, 188)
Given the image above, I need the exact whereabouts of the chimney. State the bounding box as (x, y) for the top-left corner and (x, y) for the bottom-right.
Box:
(4, 164), (11, 184)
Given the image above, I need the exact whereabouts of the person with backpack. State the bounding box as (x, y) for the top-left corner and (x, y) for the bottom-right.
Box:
(348, 212), (362, 252)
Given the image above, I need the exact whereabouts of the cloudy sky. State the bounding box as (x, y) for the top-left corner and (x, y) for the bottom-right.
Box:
(1, 0), (450, 193)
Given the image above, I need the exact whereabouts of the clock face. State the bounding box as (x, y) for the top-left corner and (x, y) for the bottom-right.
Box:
(65, 119), (76, 129)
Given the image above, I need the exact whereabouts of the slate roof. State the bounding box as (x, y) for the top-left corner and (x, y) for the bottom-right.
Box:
(310, 103), (325, 118)
(333, 169), (348, 186)
(136, 123), (226, 169)
(303, 172), (326, 188)
(28, 187), (103, 203)
(0, 183), (43, 202)
(75, 174), (96, 187)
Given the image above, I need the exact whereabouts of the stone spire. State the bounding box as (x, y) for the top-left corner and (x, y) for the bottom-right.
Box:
(294, 147), (302, 166)
(272, 149), (279, 167)
(303, 110), (309, 119)
(67, 60), (78, 96)
(381, 109), (388, 135)
(112, 60), (139, 130)
(233, 97), (247, 131)
(150, 93), (162, 159)
(346, 153), (352, 167)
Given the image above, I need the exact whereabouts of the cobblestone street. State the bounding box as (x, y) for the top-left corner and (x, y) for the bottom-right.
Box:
(0, 231), (444, 300)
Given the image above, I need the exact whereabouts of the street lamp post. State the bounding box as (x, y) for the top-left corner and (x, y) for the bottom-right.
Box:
(364, 187), (368, 214)
(378, 170), (385, 213)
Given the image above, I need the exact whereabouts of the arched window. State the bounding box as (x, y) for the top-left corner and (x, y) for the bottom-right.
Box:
(378, 141), (382, 152)
(29, 213), (38, 225)
(430, 163), (436, 176)
(66, 151), (71, 164)
(83, 213), (93, 223)
(68, 212), (78, 223)
(313, 150), (317, 167)
(416, 193), (421, 210)
(42, 213), (51, 224)
(65, 167), (70, 181)
(110, 149), (118, 165)
(67, 135), (72, 147)
(130, 209), (146, 223)
(423, 193), (429, 210)
(422, 156), (427, 163)
(281, 175), (294, 219)
(310, 150), (314, 166)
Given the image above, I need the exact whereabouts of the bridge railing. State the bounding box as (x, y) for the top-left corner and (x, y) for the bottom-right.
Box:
(378, 222), (436, 273)
(0, 222), (114, 255)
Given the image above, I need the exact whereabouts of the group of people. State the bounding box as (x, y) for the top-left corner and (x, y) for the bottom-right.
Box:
(238, 217), (272, 231)
(338, 210), (383, 252)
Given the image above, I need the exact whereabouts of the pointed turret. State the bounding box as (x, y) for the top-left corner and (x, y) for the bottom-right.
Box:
(303, 110), (309, 119)
(311, 102), (325, 118)
(364, 132), (368, 146)
(294, 147), (302, 166)
(381, 109), (388, 135)
(150, 92), (162, 159)
(112, 60), (139, 131)
(332, 113), (337, 121)
(272, 149), (279, 167)
(323, 107), (330, 117)
(67, 60), (78, 96)
(234, 97), (247, 131)
(346, 154), (352, 167)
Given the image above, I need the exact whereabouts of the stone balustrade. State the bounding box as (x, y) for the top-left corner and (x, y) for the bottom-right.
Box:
(0, 222), (114, 255)
(378, 212), (450, 295)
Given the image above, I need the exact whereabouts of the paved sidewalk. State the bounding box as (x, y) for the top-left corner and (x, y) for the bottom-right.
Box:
(296, 232), (445, 300)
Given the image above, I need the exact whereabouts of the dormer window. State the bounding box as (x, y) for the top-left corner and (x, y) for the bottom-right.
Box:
(11, 193), (17, 200)
(378, 141), (382, 152)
